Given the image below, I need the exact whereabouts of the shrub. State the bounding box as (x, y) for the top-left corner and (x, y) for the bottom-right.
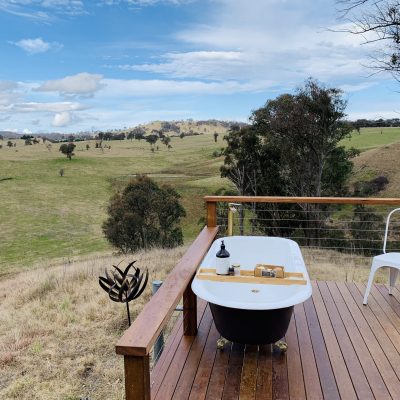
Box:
(102, 175), (186, 252)
(59, 143), (76, 160)
(354, 175), (389, 196)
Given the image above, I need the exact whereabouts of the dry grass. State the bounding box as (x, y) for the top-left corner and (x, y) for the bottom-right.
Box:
(0, 245), (389, 399)
(304, 248), (387, 283)
(0, 247), (186, 400)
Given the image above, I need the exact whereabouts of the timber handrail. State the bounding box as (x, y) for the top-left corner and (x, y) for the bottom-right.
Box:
(116, 226), (219, 357)
(204, 195), (400, 205)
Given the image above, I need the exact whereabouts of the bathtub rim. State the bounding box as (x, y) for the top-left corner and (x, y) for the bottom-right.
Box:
(191, 236), (312, 310)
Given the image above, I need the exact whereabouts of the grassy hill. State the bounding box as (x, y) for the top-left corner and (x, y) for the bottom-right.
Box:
(2, 125), (400, 277)
(340, 127), (400, 151)
(0, 133), (232, 276)
(351, 140), (400, 197)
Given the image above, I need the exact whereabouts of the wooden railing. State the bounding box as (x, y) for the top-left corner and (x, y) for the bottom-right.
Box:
(116, 225), (218, 400)
(204, 195), (400, 206)
(116, 195), (400, 400)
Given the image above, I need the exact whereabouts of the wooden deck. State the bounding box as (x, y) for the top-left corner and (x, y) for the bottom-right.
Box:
(150, 282), (400, 399)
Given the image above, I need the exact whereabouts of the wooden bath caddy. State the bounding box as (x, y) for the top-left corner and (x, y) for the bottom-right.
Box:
(196, 268), (307, 285)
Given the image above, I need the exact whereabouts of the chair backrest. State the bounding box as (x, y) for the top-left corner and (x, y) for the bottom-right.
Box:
(383, 207), (400, 253)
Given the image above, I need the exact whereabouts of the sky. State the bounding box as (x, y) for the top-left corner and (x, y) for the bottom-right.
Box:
(0, 0), (399, 134)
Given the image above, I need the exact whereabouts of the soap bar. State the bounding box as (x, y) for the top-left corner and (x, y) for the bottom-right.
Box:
(255, 264), (285, 278)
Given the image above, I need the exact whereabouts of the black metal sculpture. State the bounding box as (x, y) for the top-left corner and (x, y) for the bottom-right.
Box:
(99, 260), (148, 326)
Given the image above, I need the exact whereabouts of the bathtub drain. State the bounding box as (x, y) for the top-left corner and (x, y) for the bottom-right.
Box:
(251, 289), (260, 293)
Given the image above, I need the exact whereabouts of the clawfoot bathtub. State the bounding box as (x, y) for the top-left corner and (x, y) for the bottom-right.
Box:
(192, 236), (312, 345)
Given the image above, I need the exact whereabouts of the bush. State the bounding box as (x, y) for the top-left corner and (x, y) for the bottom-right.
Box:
(102, 175), (186, 252)
(59, 143), (76, 160)
(354, 175), (389, 196)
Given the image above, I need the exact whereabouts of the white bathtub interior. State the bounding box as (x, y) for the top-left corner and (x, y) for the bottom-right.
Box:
(192, 236), (312, 310)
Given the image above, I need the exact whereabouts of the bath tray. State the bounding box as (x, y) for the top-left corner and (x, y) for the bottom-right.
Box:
(196, 268), (307, 285)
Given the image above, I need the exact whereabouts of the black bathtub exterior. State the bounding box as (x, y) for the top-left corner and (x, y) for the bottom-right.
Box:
(209, 303), (294, 344)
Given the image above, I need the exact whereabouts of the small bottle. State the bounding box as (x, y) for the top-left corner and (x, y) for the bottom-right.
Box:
(232, 264), (241, 276)
(228, 266), (235, 276)
(216, 240), (230, 275)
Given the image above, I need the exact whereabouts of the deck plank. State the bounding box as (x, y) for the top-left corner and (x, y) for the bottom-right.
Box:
(205, 338), (232, 400)
(375, 284), (400, 318)
(171, 307), (214, 400)
(271, 338), (289, 400)
(285, 314), (306, 399)
(239, 345), (259, 400)
(153, 302), (208, 400)
(294, 303), (323, 400)
(311, 282), (358, 400)
(149, 282), (400, 400)
(255, 345), (273, 400)
(303, 297), (340, 400)
(151, 314), (183, 391)
(189, 322), (220, 400)
(350, 283), (400, 390)
(221, 343), (245, 400)
(347, 283), (400, 359)
(327, 281), (392, 399)
(317, 281), (374, 399)
(360, 282), (400, 334)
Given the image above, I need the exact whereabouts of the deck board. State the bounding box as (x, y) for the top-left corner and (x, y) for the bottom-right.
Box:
(149, 283), (400, 399)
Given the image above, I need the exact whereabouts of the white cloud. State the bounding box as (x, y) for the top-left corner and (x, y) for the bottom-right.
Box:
(13, 38), (62, 54)
(158, 0), (376, 84)
(2, 101), (86, 113)
(100, 78), (275, 97)
(338, 82), (378, 93)
(35, 73), (104, 96)
(52, 111), (72, 126)
(0, 1), (85, 20)
(118, 51), (248, 81)
(0, 80), (21, 107)
(102, 0), (194, 6)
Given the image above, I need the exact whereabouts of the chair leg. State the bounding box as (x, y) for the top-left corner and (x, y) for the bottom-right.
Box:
(364, 265), (379, 305)
(389, 268), (399, 295)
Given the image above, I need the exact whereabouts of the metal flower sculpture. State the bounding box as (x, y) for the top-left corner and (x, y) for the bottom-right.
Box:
(99, 260), (149, 326)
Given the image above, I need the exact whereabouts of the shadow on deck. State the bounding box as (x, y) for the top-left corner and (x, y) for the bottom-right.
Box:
(151, 282), (400, 400)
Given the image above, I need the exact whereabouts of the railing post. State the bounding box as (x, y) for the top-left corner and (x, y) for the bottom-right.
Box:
(124, 354), (150, 400)
(183, 278), (197, 336)
(207, 201), (217, 227)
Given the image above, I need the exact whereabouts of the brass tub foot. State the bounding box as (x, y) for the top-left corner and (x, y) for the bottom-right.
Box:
(217, 337), (230, 350)
(274, 340), (288, 353)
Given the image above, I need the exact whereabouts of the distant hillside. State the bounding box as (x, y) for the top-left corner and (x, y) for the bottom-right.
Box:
(130, 119), (248, 137)
(0, 131), (20, 139)
(352, 141), (400, 197)
(1, 119), (248, 141)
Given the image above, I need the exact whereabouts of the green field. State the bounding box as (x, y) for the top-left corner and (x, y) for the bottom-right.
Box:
(0, 135), (231, 276)
(2, 125), (400, 277)
(341, 127), (400, 151)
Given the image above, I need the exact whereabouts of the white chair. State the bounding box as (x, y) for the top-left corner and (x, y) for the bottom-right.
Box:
(363, 207), (400, 305)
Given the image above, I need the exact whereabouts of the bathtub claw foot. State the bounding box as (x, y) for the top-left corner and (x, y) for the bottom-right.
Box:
(274, 340), (288, 354)
(217, 338), (230, 350)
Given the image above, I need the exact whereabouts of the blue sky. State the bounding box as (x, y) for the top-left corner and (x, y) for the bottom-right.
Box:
(0, 0), (399, 133)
